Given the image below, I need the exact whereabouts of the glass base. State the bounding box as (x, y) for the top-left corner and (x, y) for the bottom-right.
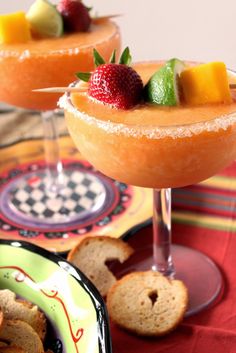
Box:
(0, 167), (108, 229)
(110, 244), (223, 317)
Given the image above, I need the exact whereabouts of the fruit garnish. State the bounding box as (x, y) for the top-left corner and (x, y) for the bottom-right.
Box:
(180, 62), (232, 105)
(0, 12), (31, 44)
(26, 0), (63, 38)
(57, 0), (91, 33)
(144, 58), (186, 106)
(76, 47), (143, 110)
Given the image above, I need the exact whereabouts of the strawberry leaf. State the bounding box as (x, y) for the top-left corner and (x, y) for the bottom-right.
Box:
(109, 49), (116, 64)
(76, 72), (91, 82)
(93, 48), (105, 67)
(119, 47), (132, 65)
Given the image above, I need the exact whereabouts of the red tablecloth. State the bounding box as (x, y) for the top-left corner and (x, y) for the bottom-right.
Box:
(111, 162), (236, 353)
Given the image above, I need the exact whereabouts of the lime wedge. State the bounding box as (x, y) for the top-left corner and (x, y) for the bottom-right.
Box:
(26, 0), (63, 38)
(144, 58), (186, 106)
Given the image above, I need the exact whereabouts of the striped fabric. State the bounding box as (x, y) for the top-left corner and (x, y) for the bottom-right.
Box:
(172, 161), (236, 231)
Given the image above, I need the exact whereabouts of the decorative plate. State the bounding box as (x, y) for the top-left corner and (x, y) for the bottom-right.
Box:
(0, 239), (112, 353)
(0, 137), (152, 253)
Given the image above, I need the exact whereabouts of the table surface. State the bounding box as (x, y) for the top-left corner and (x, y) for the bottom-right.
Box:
(0, 106), (67, 147)
(0, 107), (236, 353)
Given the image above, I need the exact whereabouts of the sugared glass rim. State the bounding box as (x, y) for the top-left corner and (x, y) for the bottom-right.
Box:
(59, 62), (236, 139)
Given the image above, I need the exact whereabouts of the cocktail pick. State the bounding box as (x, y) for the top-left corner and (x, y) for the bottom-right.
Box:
(92, 14), (122, 24)
(33, 87), (87, 93)
(34, 83), (236, 94)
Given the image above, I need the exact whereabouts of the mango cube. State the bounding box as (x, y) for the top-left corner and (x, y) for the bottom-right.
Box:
(0, 12), (31, 44)
(180, 62), (232, 105)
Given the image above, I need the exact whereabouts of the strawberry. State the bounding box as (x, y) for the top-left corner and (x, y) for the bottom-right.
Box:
(77, 48), (144, 110)
(57, 0), (91, 32)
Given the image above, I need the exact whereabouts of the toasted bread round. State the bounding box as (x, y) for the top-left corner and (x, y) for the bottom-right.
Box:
(0, 346), (26, 353)
(0, 342), (7, 348)
(0, 310), (3, 330)
(0, 290), (46, 342)
(107, 271), (188, 336)
(67, 236), (134, 296)
(0, 320), (44, 353)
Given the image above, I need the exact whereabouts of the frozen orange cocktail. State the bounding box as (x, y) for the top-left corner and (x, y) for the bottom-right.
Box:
(0, 1), (121, 230)
(0, 21), (120, 110)
(62, 61), (236, 189)
(0, 1), (120, 110)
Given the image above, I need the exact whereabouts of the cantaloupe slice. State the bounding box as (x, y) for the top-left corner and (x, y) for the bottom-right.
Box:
(180, 62), (232, 105)
(0, 11), (31, 44)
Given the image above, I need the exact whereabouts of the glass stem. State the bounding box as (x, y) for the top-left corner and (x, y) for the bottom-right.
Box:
(41, 110), (64, 193)
(152, 188), (175, 277)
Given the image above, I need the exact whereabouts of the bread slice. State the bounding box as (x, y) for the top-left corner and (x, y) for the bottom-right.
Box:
(0, 346), (26, 353)
(0, 342), (7, 347)
(0, 311), (3, 330)
(0, 320), (44, 353)
(0, 290), (46, 341)
(67, 236), (134, 297)
(107, 271), (188, 336)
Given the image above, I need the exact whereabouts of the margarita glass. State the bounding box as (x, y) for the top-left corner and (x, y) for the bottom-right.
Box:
(0, 19), (121, 228)
(61, 61), (236, 315)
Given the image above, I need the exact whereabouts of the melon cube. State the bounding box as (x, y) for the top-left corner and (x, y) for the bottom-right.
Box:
(180, 62), (232, 105)
(0, 12), (31, 44)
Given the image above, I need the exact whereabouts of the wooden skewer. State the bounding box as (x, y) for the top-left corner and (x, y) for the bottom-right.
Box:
(33, 87), (87, 93)
(35, 83), (236, 94)
(92, 14), (122, 24)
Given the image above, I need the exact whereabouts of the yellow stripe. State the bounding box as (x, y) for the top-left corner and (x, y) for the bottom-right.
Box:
(201, 175), (236, 189)
(172, 211), (236, 231)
